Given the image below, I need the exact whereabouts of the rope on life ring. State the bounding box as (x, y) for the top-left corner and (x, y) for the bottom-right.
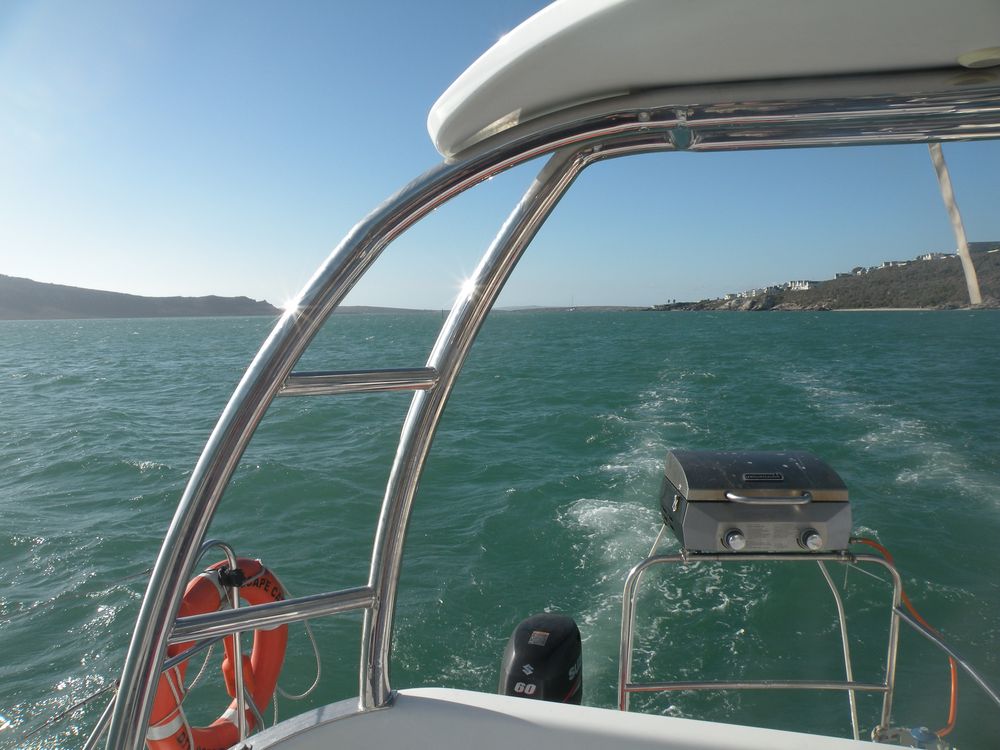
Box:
(146, 557), (288, 750)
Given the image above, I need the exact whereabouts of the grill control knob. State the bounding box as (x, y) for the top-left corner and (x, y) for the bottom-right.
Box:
(801, 529), (823, 551)
(723, 529), (746, 551)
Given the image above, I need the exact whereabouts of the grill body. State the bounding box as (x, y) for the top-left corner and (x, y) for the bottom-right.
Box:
(659, 450), (851, 553)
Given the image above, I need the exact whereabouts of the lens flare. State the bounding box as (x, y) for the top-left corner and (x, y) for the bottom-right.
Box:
(459, 277), (477, 300)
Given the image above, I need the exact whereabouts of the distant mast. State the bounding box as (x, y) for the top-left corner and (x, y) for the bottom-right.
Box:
(929, 143), (983, 305)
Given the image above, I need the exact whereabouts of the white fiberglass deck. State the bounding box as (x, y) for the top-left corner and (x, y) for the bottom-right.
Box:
(249, 689), (875, 749)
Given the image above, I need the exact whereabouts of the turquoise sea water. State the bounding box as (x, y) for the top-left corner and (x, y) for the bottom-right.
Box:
(1, 311), (999, 748)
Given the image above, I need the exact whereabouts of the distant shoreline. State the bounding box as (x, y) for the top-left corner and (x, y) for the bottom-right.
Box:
(650, 306), (992, 312)
(6, 305), (990, 321)
(0, 274), (281, 321)
(650, 249), (999, 312)
(833, 307), (933, 312)
(6, 264), (998, 320)
(0, 306), (437, 322)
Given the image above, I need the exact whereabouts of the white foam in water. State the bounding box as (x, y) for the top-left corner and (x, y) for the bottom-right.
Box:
(556, 375), (714, 696)
(126, 459), (169, 473)
(597, 413), (629, 424)
(559, 497), (662, 571)
(556, 490), (770, 715)
(439, 653), (495, 687)
(858, 415), (931, 448)
(785, 364), (997, 521)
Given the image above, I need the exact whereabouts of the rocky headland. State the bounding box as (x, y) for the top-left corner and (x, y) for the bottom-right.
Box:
(654, 247), (1000, 312)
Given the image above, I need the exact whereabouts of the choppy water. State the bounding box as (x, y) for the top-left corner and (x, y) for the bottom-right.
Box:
(1, 311), (999, 748)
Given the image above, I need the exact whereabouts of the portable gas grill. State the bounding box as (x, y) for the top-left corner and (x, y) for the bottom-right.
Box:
(658, 450), (851, 553)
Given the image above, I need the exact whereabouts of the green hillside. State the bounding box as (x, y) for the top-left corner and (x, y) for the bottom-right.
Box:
(0, 275), (279, 320)
(659, 250), (1000, 311)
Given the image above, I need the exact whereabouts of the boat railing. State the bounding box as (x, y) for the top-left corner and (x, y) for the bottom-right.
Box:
(893, 608), (1000, 712)
(103, 69), (1000, 749)
(618, 546), (1000, 742)
(619, 550), (901, 740)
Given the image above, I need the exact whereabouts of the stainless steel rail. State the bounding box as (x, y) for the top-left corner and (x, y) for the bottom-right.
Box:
(197, 540), (248, 743)
(82, 697), (116, 750)
(819, 560), (860, 740)
(895, 607), (1000, 711)
(623, 680), (887, 693)
(453, 72), (1000, 165)
(280, 368), (439, 396)
(361, 146), (588, 709)
(106, 71), (1000, 748)
(104, 113), (559, 750)
(162, 634), (224, 672)
(618, 552), (903, 737)
(170, 586), (375, 643)
(244, 693), (267, 740)
(25, 682), (118, 746)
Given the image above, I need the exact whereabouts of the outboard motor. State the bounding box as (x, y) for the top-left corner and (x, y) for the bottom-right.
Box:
(499, 613), (582, 704)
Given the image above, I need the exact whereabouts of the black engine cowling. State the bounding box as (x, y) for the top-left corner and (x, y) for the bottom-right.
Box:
(498, 613), (582, 704)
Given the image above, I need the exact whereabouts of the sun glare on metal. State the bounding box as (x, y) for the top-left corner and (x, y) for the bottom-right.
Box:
(459, 277), (478, 300)
(282, 298), (300, 315)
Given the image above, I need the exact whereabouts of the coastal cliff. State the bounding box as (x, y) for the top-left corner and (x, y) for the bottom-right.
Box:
(656, 249), (1000, 311)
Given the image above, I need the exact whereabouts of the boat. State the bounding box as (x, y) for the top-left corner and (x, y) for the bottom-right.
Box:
(76, 1), (1000, 747)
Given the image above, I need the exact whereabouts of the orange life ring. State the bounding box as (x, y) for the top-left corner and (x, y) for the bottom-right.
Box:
(146, 558), (289, 750)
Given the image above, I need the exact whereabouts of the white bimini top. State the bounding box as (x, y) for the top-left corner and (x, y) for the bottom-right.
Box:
(428, 0), (1000, 158)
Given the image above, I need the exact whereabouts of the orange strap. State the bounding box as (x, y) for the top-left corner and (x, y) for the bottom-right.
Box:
(853, 538), (957, 736)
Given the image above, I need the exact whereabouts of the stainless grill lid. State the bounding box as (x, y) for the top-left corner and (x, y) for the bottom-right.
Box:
(664, 450), (848, 502)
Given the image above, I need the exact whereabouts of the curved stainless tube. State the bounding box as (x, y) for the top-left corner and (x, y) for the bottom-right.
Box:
(106, 88), (689, 750)
(162, 634), (224, 671)
(361, 146), (589, 709)
(106, 72), (1000, 748)
(624, 680), (886, 693)
(818, 560), (859, 740)
(100, 164), (466, 748)
(169, 586), (375, 643)
(102, 132), (585, 750)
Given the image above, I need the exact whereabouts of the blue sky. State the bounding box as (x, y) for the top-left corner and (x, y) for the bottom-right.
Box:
(2, 1), (998, 309)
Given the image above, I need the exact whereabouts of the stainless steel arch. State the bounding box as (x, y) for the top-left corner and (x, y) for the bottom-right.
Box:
(106, 70), (1000, 748)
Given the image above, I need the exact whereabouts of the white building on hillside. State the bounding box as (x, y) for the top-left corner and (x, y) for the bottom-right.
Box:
(786, 280), (819, 291)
